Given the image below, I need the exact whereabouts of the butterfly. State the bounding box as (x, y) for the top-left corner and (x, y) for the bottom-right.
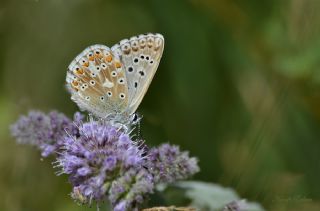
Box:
(66, 33), (164, 126)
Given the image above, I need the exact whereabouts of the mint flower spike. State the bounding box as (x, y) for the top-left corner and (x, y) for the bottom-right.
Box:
(10, 111), (83, 157)
(146, 143), (200, 184)
(57, 121), (154, 210)
(11, 110), (200, 211)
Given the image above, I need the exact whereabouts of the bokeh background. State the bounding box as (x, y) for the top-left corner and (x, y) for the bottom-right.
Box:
(1, 0), (320, 210)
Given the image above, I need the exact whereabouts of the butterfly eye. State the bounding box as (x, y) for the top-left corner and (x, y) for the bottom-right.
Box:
(131, 40), (139, 51)
(117, 77), (125, 84)
(119, 93), (126, 99)
(121, 43), (131, 54)
(147, 36), (154, 48)
(111, 71), (117, 77)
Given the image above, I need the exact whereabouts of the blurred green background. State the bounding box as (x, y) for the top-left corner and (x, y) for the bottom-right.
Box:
(1, 0), (320, 210)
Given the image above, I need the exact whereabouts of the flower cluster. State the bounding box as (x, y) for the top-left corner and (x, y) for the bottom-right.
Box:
(10, 111), (199, 211)
(56, 121), (153, 210)
(10, 111), (83, 157)
(147, 144), (199, 184)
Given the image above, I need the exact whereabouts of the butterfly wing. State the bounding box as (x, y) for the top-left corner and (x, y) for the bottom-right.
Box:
(66, 45), (129, 118)
(111, 33), (164, 114)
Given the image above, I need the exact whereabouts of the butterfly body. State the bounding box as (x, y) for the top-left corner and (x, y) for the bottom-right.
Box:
(66, 33), (164, 125)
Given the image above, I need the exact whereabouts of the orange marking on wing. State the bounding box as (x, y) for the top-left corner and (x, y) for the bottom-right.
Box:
(72, 80), (79, 87)
(105, 55), (113, 63)
(115, 61), (122, 68)
(74, 68), (84, 75)
(94, 53), (103, 59)
(83, 62), (89, 67)
(88, 56), (94, 61)
(72, 86), (78, 92)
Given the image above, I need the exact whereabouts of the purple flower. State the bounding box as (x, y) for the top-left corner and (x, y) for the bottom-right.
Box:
(10, 111), (83, 157)
(11, 110), (200, 210)
(57, 121), (153, 210)
(146, 144), (200, 183)
(109, 168), (154, 209)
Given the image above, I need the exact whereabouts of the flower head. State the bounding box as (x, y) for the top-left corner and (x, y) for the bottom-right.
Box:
(57, 121), (153, 209)
(10, 111), (82, 157)
(146, 144), (200, 183)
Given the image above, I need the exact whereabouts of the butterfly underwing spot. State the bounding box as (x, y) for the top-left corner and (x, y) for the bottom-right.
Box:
(127, 66), (134, 73)
(85, 96), (90, 101)
(134, 82), (138, 88)
(105, 54), (113, 63)
(107, 91), (112, 97)
(139, 37), (146, 48)
(111, 71), (117, 77)
(115, 61), (122, 69)
(80, 83), (88, 91)
(100, 96), (105, 101)
(79, 58), (89, 67)
(71, 80), (79, 91)
(101, 63), (107, 69)
(73, 66), (84, 75)
(154, 37), (163, 51)
(119, 93), (126, 99)
(149, 60), (154, 65)
(72, 80), (79, 87)
(133, 57), (139, 64)
(118, 77), (125, 84)
(94, 49), (102, 58)
(147, 36), (155, 48)
(89, 80), (96, 86)
(138, 70), (145, 77)
(140, 54), (145, 60)
(121, 43), (131, 55)
(131, 39), (139, 51)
